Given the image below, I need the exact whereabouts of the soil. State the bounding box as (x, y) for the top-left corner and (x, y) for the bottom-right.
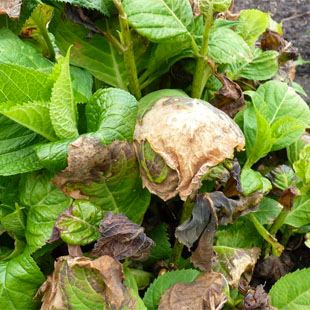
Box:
(234, 0), (310, 100)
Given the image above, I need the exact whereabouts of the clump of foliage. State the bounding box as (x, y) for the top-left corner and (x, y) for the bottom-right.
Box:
(0, 0), (310, 309)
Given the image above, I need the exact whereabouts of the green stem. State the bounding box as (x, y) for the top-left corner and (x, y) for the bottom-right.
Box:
(191, 3), (214, 99)
(170, 197), (195, 267)
(113, 0), (141, 99)
(281, 225), (293, 246)
(249, 213), (284, 257)
(269, 210), (289, 236)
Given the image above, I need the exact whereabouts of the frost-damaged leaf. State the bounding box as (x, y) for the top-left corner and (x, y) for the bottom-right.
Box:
(213, 246), (260, 288)
(0, 250), (45, 310)
(20, 3), (55, 60)
(91, 212), (154, 261)
(158, 272), (227, 310)
(134, 96), (245, 201)
(175, 192), (263, 249)
(211, 74), (245, 118)
(243, 285), (276, 310)
(52, 200), (103, 246)
(38, 255), (135, 310)
(0, 0), (22, 19)
(53, 136), (150, 223)
(50, 47), (79, 140)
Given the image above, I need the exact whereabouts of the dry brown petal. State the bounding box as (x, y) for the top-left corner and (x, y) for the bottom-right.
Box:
(38, 256), (135, 310)
(0, 0), (22, 19)
(211, 74), (245, 118)
(134, 96), (245, 201)
(158, 272), (227, 310)
(91, 212), (155, 261)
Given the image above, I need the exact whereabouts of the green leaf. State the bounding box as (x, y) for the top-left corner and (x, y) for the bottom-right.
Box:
(229, 48), (278, 80)
(144, 223), (172, 267)
(253, 197), (283, 225)
(1, 205), (26, 237)
(268, 15), (283, 34)
(20, 171), (72, 253)
(287, 133), (310, 164)
(199, 0), (232, 13)
(143, 269), (201, 310)
(252, 81), (310, 126)
(240, 168), (264, 196)
(271, 117), (305, 151)
(123, 0), (195, 43)
(0, 101), (58, 141)
(285, 193), (310, 228)
(52, 0), (114, 15)
(244, 105), (272, 167)
(21, 3), (55, 60)
(126, 268), (153, 289)
(270, 268), (310, 310)
(292, 82), (308, 97)
(70, 66), (93, 103)
(236, 9), (269, 46)
(268, 165), (297, 191)
(0, 63), (53, 104)
(293, 145), (310, 187)
(216, 217), (263, 248)
(86, 88), (137, 143)
(0, 28), (53, 73)
(209, 27), (251, 64)
(56, 200), (102, 245)
(50, 47), (79, 140)
(0, 251), (45, 310)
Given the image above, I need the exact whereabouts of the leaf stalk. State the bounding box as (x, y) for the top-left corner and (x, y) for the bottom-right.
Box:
(113, 0), (142, 99)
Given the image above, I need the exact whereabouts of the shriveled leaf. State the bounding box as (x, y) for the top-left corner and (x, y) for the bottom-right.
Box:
(236, 9), (269, 46)
(243, 285), (275, 310)
(134, 96), (245, 201)
(20, 3), (55, 59)
(0, 251), (45, 310)
(53, 200), (103, 246)
(269, 268), (310, 310)
(0, 101), (57, 141)
(0, 0), (22, 19)
(267, 165), (297, 191)
(53, 136), (150, 223)
(91, 212), (154, 261)
(175, 192), (263, 249)
(50, 47), (79, 139)
(86, 88), (137, 143)
(0, 28), (53, 73)
(158, 272), (227, 310)
(199, 0), (232, 13)
(143, 269), (201, 310)
(253, 197), (283, 225)
(20, 171), (72, 253)
(39, 255), (135, 310)
(211, 74), (245, 118)
(213, 246), (260, 287)
(123, 0), (195, 43)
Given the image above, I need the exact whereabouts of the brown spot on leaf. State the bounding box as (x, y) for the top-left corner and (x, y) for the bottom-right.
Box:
(211, 74), (245, 118)
(91, 212), (155, 261)
(0, 0), (22, 19)
(134, 96), (245, 201)
(158, 272), (227, 310)
(37, 256), (135, 310)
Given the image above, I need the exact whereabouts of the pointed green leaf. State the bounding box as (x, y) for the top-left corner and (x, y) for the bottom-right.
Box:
(50, 48), (79, 139)
(270, 268), (310, 310)
(0, 101), (57, 141)
(20, 171), (72, 253)
(0, 251), (45, 310)
(86, 88), (138, 143)
(123, 0), (195, 43)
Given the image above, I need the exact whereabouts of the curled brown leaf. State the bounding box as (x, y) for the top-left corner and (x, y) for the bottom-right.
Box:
(158, 272), (227, 310)
(0, 0), (22, 19)
(242, 285), (276, 310)
(91, 212), (155, 261)
(134, 96), (245, 201)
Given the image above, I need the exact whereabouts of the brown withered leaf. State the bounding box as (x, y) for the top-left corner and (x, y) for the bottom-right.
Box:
(158, 272), (227, 310)
(223, 160), (242, 197)
(91, 212), (155, 261)
(37, 255), (135, 310)
(278, 186), (299, 210)
(0, 0), (22, 19)
(211, 74), (245, 118)
(134, 96), (245, 201)
(242, 285), (276, 310)
(175, 192), (263, 249)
